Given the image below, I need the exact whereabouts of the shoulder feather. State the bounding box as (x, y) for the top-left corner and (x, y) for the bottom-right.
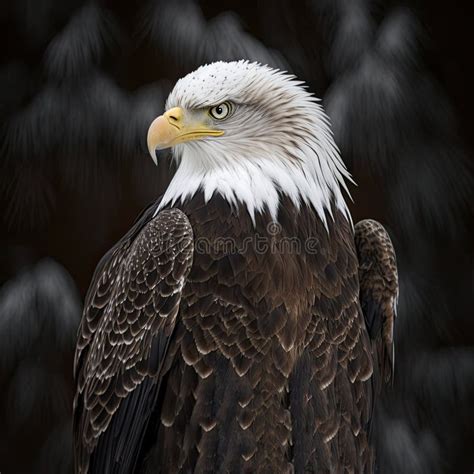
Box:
(73, 207), (193, 473)
(354, 219), (398, 385)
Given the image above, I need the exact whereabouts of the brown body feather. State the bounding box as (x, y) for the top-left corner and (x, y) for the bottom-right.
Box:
(74, 193), (398, 474)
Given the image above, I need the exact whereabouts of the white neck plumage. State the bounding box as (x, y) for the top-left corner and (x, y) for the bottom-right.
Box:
(157, 137), (352, 229)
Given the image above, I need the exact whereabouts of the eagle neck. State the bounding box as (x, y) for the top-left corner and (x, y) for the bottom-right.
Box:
(156, 144), (351, 228)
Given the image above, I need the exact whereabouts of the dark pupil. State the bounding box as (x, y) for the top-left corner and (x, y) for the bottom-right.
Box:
(216, 106), (223, 115)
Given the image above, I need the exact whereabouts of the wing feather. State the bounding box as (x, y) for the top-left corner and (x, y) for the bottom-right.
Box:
(73, 207), (194, 474)
(355, 219), (398, 385)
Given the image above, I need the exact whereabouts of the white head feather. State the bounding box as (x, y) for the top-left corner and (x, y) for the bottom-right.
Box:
(157, 60), (352, 226)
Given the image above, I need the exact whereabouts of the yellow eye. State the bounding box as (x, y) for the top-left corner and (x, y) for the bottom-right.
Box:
(209, 102), (232, 120)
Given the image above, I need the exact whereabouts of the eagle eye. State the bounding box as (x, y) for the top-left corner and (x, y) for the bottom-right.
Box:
(209, 102), (232, 120)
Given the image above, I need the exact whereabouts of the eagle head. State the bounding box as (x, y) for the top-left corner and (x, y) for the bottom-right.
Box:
(147, 60), (351, 223)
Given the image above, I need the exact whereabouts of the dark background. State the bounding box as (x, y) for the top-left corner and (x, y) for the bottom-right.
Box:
(0, 0), (473, 473)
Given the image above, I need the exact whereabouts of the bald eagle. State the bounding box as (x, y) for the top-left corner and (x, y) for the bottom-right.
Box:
(73, 61), (398, 473)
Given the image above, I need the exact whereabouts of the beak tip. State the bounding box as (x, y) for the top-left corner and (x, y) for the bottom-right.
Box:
(147, 115), (165, 166)
(147, 134), (158, 165)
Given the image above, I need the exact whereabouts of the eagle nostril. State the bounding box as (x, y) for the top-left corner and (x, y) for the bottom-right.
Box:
(168, 114), (179, 122)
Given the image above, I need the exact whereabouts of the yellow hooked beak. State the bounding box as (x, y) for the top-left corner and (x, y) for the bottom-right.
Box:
(147, 107), (224, 164)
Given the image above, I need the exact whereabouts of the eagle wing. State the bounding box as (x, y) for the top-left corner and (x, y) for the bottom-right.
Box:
(354, 219), (398, 385)
(73, 207), (194, 474)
